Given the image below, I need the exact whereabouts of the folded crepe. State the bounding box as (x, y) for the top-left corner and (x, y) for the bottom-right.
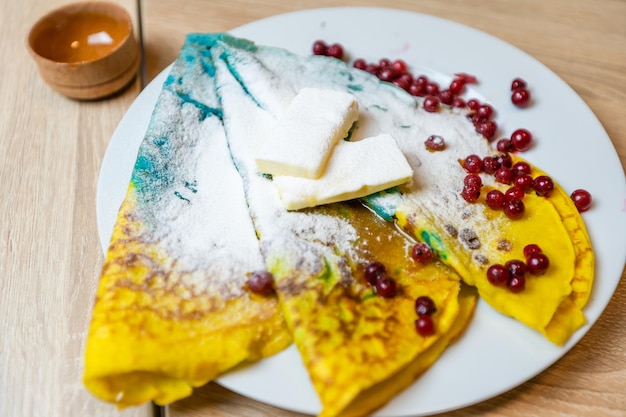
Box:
(83, 38), (291, 407)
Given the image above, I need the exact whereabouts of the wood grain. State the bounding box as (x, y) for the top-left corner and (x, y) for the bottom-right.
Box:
(0, 0), (624, 416)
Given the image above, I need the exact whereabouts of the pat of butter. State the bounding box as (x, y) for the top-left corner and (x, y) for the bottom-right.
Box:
(255, 87), (359, 179)
(272, 134), (413, 210)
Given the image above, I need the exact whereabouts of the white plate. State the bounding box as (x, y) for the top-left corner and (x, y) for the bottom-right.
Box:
(96, 7), (626, 417)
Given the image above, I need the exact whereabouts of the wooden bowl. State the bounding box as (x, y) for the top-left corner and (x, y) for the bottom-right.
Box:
(27, 1), (139, 100)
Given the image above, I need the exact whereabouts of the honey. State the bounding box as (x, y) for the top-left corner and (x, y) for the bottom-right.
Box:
(32, 11), (128, 63)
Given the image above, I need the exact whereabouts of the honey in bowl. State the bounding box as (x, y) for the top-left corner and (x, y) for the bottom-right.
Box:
(27, 1), (139, 99)
(32, 11), (128, 63)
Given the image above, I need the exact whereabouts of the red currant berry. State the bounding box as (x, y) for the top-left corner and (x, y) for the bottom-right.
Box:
(512, 88), (531, 107)
(415, 315), (436, 336)
(476, 104), (494, 120)
(425, 135), (445, 151)
(408, 81), (426, 96)
(248, 270), (275, 295)
(326, 43), (344, 59)
(523, 244), (543, 259)
(423, 95), (441, 112)
(513, 174), (534, 191)
(526, 253), (550, 275)
(462, 154), (483, 173)
(379, 58), (391, 67)
(452, 97), (466, 108)
(571, 189), (593, 212)
(482, 156), (499, 174)
(464, 173), (483, 188)
(504, 198), (525, 219)
(511, 78), (527, 90)
(476, 120), (498, 139)
(439, 89), (454, 105)
(411, 242), (434, 263)
(495, 153), (513, 168)
(365, 64), (379, 75)
(391, 59), (408, 74)
(467, 98), (481, 110)
(312, 40), (327, 55)
(425, 82), (440, 96)
(512, 161), (532, 176)
(353, 58), (367, 70)
(364, 261), (386, 285)
(496, 138), (513, 153)
(510, 129), (533, 152)
(415, 296), (437, 316)
(376, 275), (397, 298)
(507, 274), (526, 293)
(461, 184), (481, 203)
(505, 259), (527, 277)
(533, 175), (555, 197)
(378, 67), (399, 82)
(455, 73), (478, 84)
(486, 190), (507, 209)
(495, 167), (514, 184)
(505, 186), (525, 201)
(449, 78), (465, 94)
(487, 264), (509, 286)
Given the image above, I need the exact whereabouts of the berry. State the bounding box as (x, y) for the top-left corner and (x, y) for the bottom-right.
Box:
(504, 198), (525, 219)
(378, 67), (398, 82)
(523, 244), (543, 259)
(507, 274), (526, 293)
(408, 81), (426, 96)
(512, 88), (531, 107)
(526, 253), (550, 275)
(476, 104), (494, 120)
(411, 242), (434, 263)
(533, 175), (555, 197)
(487, 264), (509, 286)
(326, 43), (344, 59)
(512, 161), (532, 176)
(486, 190), (507, 209)
(505, 259), (527, 277)
(439, 89), (454, 105)
(415, 296), (437, 316)
(423, 95), (441, 112)
(513, 174), (534, 191)
(415, 315), (435, 336)
(464, 173), (483, 188)
(495, 167), (514, 184)
(511, 78), (527, 90)
(312, 40), (327, 55)
(461, 184), (481, 203)
(455, 73), (478, 84)
(482, 156), (499, 174)
(505, 186), (525, 201)
(425, 135), (445, 151)
(510, 129), (533, 152)
(462, 154), (483, 173)
(353, 58), (367, 70)
(467, 98), (481, 110)
(476, 120), (498, 139)
(496, 138), (514, 153)
(571, 189), (593, 212)
(247, 270), (274, 295)
(375, 275), (397, 298)
(364, 261), (386, 285)
(452, 97), (466, 108)
(391, 59), (408, 74)
(495, 153), (513, 168)
(425, 82), (440, 96)
(449, 78), (465, 94)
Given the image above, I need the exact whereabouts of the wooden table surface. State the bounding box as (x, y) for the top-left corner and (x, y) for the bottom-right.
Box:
(2, 0), (625, 416)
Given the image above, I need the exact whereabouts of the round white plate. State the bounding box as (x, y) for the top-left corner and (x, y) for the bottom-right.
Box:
(97, 7), (626, 417)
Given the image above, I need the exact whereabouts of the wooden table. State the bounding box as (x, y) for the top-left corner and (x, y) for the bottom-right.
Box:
(2, 0), (625, 416)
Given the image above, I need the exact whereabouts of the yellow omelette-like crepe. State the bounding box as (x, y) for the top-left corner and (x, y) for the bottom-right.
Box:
(83, 38), (291, 407)
(208, 35), (477, 416)
(395, 154), (594, 345)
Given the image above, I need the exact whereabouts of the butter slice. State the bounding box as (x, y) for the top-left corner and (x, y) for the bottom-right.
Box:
(272, 134), (413, 210)
(255, 88), (359, 179)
